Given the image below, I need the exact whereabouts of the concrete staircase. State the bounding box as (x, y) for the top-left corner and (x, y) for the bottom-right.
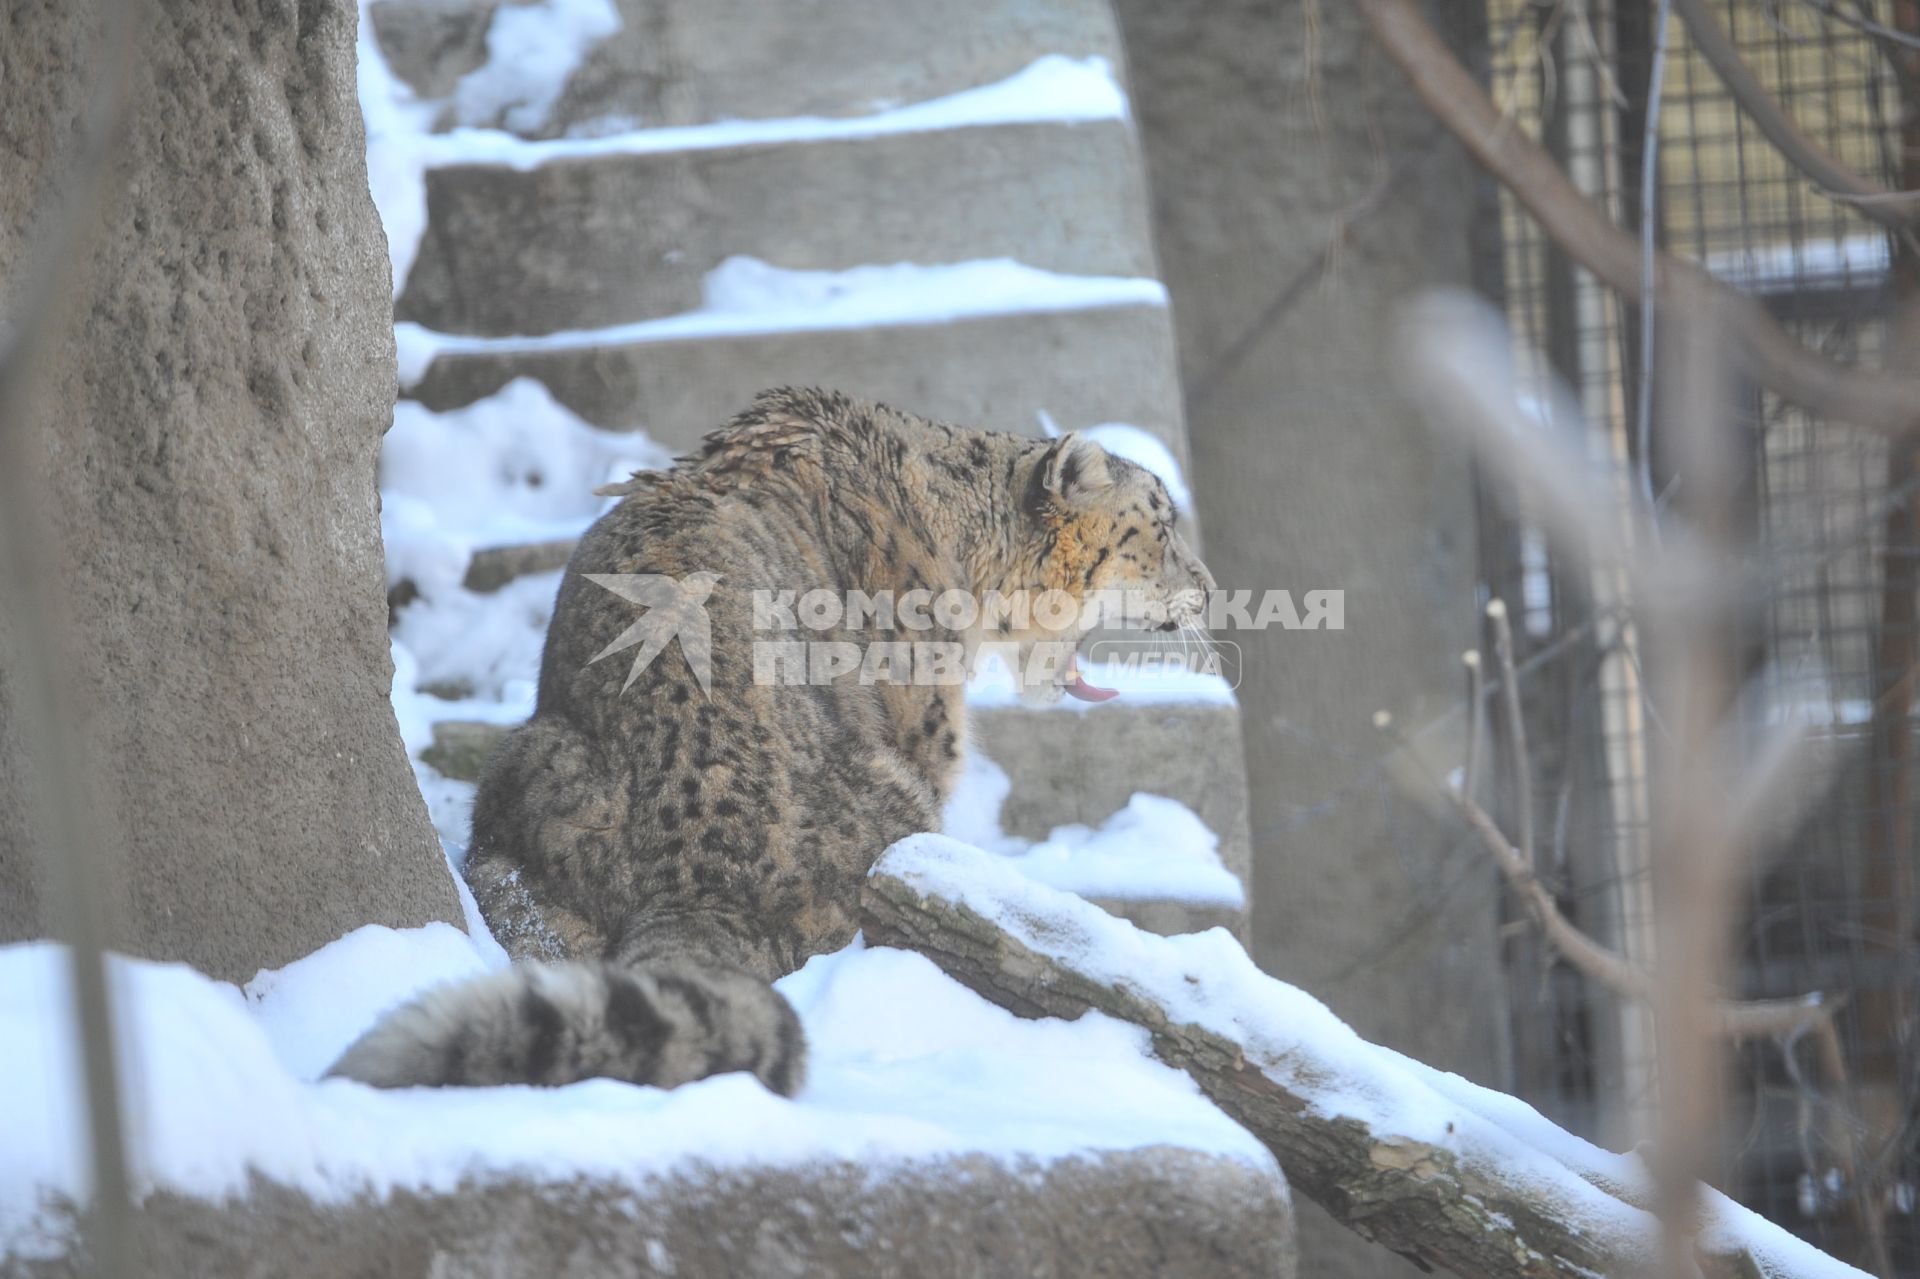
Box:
(373, 0), (1253, 936)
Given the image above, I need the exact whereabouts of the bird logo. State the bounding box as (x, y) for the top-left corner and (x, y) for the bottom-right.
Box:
(584, 571), (721, 698)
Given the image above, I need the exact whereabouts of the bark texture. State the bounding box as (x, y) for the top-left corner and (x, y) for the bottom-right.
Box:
(860, 844), (1840, 1279)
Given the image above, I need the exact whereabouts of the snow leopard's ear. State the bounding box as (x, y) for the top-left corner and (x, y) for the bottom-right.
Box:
(1038, 433), (1112, 504)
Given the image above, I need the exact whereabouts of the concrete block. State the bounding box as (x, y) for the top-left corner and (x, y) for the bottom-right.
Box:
(13, 1148), (1293, 1278)
(372, 0), (1125, 136)
(406, 304), (1187, 455)
(971, 702), (1254, 900)
(463, 538), (577, 593)
(396, 121), (1154, 335)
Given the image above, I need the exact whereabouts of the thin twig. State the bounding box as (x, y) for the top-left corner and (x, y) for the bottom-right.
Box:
(1487, 599), (1535, 867)
(1462, 648), (1485, 801)
(1800, 0), (1920, 51)
(1636, 0), (1675, 510)
(1376, 714), (1833, 1041)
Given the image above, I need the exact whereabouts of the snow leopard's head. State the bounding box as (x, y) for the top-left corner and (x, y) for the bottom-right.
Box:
(990, 433), (1214, 706)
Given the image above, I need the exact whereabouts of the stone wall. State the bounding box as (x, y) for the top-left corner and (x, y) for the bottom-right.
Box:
(0, 0), (461, 982)
(14, 1149), (1294, 1278)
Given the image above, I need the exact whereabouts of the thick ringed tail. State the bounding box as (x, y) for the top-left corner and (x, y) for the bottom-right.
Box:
(324, 961), (806, 1096)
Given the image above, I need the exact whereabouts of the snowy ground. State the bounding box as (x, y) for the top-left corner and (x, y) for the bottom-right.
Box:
(0, 928), (1274, 1259)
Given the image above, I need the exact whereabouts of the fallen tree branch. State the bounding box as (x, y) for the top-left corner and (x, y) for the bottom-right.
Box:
(1353, 0), (1920, 437)
(860, 837), (1864, 1279)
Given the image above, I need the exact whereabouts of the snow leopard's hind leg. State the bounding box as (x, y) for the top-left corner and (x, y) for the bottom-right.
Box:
(462, 853), (602, 963)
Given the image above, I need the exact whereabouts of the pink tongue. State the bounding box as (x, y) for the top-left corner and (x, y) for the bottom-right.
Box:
(1066, 672), (1119, 702)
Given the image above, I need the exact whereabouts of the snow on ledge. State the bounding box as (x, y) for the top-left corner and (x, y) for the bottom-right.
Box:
(411, 55), (1128, 173)
(874, 835), (1870, 1279)
(943, 753), (1243, 909)
(1004, 794), (1244, 909)
(395, 257), (1168, 386)
(2, 923), (1271, 1257)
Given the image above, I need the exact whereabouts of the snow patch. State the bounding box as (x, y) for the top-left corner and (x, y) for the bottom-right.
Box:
(940, 750), (1018, 853)
(450, 0), (621, 134)
(1004, 795), (1243, 908)
(243, 923), (504, 1082)
(379, 379), (667, 728)
(392, 572), (557, 704)
(943, 757), (1241, 908)
(381, 377), (671, 567)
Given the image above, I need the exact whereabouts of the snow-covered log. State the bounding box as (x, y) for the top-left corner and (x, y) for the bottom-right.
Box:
(860, 835), (1865, 1279)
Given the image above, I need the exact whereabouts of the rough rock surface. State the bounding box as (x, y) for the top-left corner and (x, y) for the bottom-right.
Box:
(12, 1149), (1296, 1279)
(0, 0), (462, 980)
(406, 303), (1185, 449)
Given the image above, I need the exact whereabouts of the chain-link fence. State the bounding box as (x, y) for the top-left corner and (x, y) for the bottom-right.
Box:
(1473, 1), (1917, 1271)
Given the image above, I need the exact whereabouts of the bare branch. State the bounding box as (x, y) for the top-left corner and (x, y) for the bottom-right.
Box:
(1377, 715), (1832, 1042)
(1354, 0), (1920, 437)
(1672, 0), (1920, 232)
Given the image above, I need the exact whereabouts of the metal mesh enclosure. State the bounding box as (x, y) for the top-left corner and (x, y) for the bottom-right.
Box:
(1472, 2), (1917, 1271)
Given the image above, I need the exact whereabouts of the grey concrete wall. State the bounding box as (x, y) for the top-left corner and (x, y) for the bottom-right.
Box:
(11, 1149), (1295, 1278)
(0, 0), (462, 982)
(1107, 3), (1508, 1275)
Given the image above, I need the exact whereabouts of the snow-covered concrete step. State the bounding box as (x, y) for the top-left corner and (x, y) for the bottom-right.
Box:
(403, 300), (1185, 452)
(397, 119), (1154, 336)
(970, 701), (1253, 939)
(25, 1152), (1293, 1277)
(372, 0), (1127, 137)
(6, 931), (1295, 1277)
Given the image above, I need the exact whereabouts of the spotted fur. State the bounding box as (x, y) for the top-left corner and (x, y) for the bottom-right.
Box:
(327, 389), (1212, 1095)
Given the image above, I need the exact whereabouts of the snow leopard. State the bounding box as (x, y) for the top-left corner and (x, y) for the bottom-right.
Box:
(328, 388), (1214, 1096)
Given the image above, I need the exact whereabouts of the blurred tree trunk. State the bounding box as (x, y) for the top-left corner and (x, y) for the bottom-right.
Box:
(0, 0), (462, 982)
